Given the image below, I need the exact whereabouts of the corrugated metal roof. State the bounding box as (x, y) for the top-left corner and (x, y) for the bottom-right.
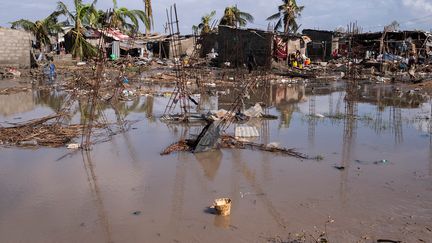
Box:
(102, 28), (129, 41)
(235, 126), (260, 138)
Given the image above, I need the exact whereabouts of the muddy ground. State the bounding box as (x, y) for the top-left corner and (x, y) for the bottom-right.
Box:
(0, 67), (431, 242)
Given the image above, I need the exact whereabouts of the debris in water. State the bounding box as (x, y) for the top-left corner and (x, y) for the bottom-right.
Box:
(161, 135), (309, 159)
(67, 143), (81, 149)
(355, 159), (389, 165)
(235, 125), (260, 138)
(333, 165), (346, 170)
(212, 198), (232, 216)
(312, 113), (326, 118)
(374, 159), (389, 164)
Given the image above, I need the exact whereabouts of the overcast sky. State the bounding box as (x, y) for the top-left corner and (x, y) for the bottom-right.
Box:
(1, 0), (432, 34)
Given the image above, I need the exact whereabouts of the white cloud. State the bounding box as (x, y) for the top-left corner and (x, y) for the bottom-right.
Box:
(1, 0), (431, 32)
(402, 0), (432, 12)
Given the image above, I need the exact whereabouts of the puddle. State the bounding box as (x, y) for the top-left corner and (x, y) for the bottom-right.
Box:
(0, 81), (431, 242)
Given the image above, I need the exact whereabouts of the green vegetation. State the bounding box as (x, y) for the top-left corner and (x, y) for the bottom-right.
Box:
(10, 11), (64, 51)
(219, 6), (254, 28)
(267, 0), (304, 33)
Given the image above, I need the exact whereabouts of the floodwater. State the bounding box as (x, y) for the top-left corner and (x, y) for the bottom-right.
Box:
(0, 81), (431, 242)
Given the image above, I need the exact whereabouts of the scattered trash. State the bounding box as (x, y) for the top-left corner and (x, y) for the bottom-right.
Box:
(132, 211), (141, 216)
(240, 192), (265, 198)
(311, 113), (325, 118)
(122, 89), (135, 97)
(19, 140), (38, 146)
(266, 142), (280, 149)
(204, 83), (216, 88)
(377, 239), (401, 243)
(374, 159), (389, 164)
(161, 135), (309, 159)
(243, 103), (264, 118)
(333, 165), (346, 170)
(0, 114), (112, 148)
(235, 125), (260, 138)
(355, 159), (389, 165)
(261, 114), (278, 120)
(212, 198), (232, 216)
(67, 143), (81, 149)
(5, 68), (21, 78)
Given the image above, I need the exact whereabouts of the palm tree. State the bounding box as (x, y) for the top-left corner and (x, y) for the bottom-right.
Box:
(93, 9), (109, 29)
(219, 6), (254, 28)
(110, 0), (149, 34)
(267, 0), (304, 33)
(143, 0), (154, 34)
(198, 11), (216, 34)
(57, 0), (99, 59)
(11, 11), (64, 51)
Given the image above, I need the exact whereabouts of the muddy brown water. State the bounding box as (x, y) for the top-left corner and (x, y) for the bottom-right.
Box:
(0, 82), (431, 242)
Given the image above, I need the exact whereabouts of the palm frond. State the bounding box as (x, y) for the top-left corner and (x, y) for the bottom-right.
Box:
(130, 9), (150, 31)
(10, 19), (36, 31)
(57, 1), (74, 23)
(267, 12), (281, 21)
(209, 10), (216, 19)
(239, 11), (254, 23)
(274, 19), (282, 31)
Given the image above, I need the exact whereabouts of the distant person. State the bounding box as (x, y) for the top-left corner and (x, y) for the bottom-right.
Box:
(295, 50), (303, 69)
(49, 61), (56, 80)
(247, 52), (257, 73)
(408, 52), (417, 81)
(332, 49), (339, 59)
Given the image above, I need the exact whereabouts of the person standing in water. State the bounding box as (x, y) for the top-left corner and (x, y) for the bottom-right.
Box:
(49, 60), (56, 80)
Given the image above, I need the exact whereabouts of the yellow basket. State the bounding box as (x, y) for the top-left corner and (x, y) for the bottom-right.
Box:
(213, 198), (232, 216)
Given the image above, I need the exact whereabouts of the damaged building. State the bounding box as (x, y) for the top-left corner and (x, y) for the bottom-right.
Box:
(348, 31), (431, 61)
(199, 25), (310, 70)
(62, 27), (195, 60)
(302, 29), (338, 61)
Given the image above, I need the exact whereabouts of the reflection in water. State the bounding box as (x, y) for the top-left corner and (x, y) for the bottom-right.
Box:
(390, 106), (404, 144)
(34, 89), (68, 112)
(198, 92), (218, 113)
(339, 81), (359, 206)
(144, 95), (154, 121)
(169, 152), (187, 232)
(81, 150), (113, 243)
(0, 92), (35, 117)
(274, 85), (305, 129)
(194, 150), (222, 181)
(2, 80), (432, 242)
(430, 102), (432, 177)
(231, 150), (288, 229)
(430, 134), (432, 177)
(213, 215), (231, 229)
(329, 93), (334, 116)
(308, 94), (316, 147)
(279, 103), (295, 128)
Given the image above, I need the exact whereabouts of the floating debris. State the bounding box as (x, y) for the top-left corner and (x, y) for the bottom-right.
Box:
(212, 198), (232, 216)
(333, 165), (346, 170)
(161, 135), (308, 159)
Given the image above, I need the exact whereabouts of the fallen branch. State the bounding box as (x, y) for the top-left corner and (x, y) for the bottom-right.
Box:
(161, 135), (309, 159)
